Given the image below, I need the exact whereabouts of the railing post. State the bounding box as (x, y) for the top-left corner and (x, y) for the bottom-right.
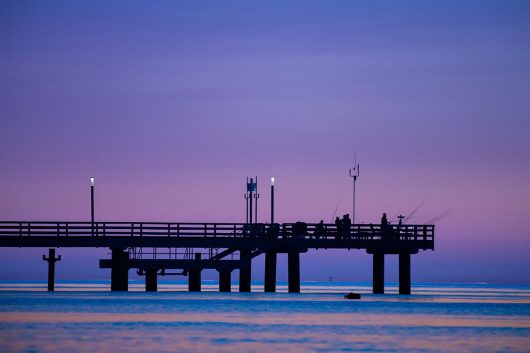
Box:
(431, 225), (434, 240)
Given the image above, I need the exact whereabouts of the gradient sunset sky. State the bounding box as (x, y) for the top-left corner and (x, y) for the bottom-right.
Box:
(1, 1), (529, 283)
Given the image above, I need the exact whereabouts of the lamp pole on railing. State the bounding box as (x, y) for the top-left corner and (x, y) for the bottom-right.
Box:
(254, 176), (259, 224)
(90, 177), (95, 236)
(270, 176), (275, 224)
(244, 177), (249, 223)
(244, 193), (249, 223)
(249, 177), (253, 224)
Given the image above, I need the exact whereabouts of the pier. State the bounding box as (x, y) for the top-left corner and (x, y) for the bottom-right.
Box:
(0, 221), (433, 294)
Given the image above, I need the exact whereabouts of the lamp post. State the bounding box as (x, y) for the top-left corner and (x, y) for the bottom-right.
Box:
(264, 175), (277, 292)
(254, 176), (259, 224)
(244, 193), (249, 223)
(244, 177), (249, 223)
(249, 178), (253, 224)
(270, 177), (275, 224)
(90, 177), (95, 236)
(349, 161), (360, 224)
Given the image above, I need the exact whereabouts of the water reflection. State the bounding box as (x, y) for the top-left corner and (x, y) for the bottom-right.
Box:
(0, 283), (529, 353)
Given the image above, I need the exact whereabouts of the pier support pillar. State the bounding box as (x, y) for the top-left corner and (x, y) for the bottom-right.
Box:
(218, 270), (232, 292)
(399, 252), (411, 295)
(288, 251), (300, 293)
(43, 248), (61, 292)
(111, 248), (129, 291)
(188, 253), (202, 292)
(145, 269), (158, 292)
(264, 251), (277, 292)
(239, 250), (252, 292)
(372, 252), (384, 294)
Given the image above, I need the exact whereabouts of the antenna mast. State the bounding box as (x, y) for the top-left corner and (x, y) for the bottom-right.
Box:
(349, 155), (360, 224)
(245, 177), (258, 224)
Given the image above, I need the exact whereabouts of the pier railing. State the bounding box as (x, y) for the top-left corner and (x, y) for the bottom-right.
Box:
(0, 221), (434, 241)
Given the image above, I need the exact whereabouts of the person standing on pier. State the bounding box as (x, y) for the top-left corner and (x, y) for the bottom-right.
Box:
(335, 217), (342, 240)
(315, 220), (326, 239)
(381, 213), (389, 239)
(342, 214), (352, 239)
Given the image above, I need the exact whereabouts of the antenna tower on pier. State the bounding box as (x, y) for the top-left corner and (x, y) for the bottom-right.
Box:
(349, 155), (360, 224)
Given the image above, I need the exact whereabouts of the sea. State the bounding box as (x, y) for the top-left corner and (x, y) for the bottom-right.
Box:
(0, 281), (529, 353)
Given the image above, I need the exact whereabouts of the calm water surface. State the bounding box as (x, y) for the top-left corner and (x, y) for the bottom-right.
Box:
(0, 281), (529, 353)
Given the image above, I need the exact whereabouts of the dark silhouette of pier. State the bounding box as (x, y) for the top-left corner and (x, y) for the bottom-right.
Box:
(0, 221), (434, 294)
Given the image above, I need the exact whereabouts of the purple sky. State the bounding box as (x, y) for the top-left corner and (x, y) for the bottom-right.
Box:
(1, 1), (529, 283)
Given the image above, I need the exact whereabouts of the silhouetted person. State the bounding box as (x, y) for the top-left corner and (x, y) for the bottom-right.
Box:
(381, 213), (388, 239)
(335, 216), (342, 240)
(293, 222), (307, 237)
(397, 215), (404, 240)
(342, 214), (351, 239)
(315, 220), (326, 239)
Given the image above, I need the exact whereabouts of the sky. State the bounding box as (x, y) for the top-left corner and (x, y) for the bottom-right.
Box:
(1, 0), (529, 283)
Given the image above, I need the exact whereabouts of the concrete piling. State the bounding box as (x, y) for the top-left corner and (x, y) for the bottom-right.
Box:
(218, 269), (232, 292)
(373, 253), (384, 294)
(43, 248), (61, 291)
(288, 251), (300, 293)
(399, 252), (411, 295)
(188, 253), (202, 292)
(111, 248), (129, 291)
(264, 251), (277, 292)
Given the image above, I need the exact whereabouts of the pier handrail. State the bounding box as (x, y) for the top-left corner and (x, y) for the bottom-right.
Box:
(0, 221), (434, 241)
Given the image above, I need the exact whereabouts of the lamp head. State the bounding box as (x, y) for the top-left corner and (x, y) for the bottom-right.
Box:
(271, 176), (275, 186)
(90, 177), (94, 186)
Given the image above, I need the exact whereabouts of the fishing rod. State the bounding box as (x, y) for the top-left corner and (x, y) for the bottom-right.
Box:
(404, 199), (428, 223)
(426, 209), (453, 225)
(331, 197), (343, 223)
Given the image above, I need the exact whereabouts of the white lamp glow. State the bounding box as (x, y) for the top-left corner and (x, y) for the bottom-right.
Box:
(90, 177), (94, 186)
(271, 176), (275, 186)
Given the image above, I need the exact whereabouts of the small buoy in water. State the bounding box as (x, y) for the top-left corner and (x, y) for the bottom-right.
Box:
(344, 292), (361, 300)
